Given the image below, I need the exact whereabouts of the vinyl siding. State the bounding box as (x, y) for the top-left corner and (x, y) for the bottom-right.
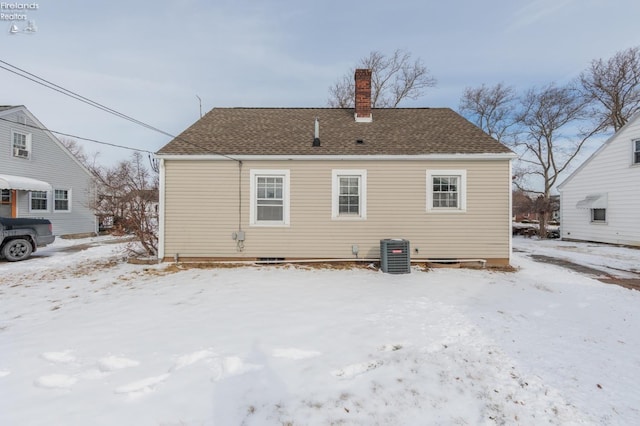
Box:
(0, 108), (96, 236)
(559, 116), (640, 246)
(163, 159), (511, 264)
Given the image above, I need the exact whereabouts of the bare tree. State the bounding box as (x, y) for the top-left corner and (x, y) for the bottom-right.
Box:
(59, 137), (87, 162)
(460, 48), (640, 238)
(94, 152), (158, 256)
(459, 83), (518, 142)
(60, 139), (158, 256)
(328, 49), (437, 108)
(579, 46), (640, 132)
(58, 137), (101, 174)
(514, 83), (597, 238)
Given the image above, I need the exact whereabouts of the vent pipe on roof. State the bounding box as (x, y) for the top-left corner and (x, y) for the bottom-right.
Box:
(313, 117), (321, 146)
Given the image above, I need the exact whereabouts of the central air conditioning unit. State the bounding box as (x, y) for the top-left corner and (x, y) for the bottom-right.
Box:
(380, 239), (411, 274)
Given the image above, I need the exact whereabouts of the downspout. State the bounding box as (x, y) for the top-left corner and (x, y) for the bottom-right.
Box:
(508, 158), (513, 265)
(237, 160), (244, 252)
(158, 158), (166, 261)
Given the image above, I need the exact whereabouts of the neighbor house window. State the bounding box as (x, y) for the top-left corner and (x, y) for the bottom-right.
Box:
(12, 130), (31, 159)
(30, 191), (48, 211)
(591, 208), (606, 222)
(54, 189), (71, 212)
(332, 169), (367, 220)
(634, 140), (640, 164)
(250, 169), (290, 226)
(1, 189), (10, 204)
(427, 170), (467, 212)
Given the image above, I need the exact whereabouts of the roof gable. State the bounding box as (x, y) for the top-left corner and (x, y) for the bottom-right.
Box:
(157, 108), (512, 157)
(558, 111), (640, 190)
(1, 105), (95, 179)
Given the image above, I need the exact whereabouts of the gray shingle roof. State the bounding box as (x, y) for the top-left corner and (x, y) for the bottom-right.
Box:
(157, 107), (512, 156)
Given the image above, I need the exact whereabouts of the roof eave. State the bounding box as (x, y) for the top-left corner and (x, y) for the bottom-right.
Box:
(155, 153), (517, 161)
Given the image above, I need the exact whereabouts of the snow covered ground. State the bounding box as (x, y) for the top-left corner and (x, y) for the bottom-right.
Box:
(1, 236), (639, 425)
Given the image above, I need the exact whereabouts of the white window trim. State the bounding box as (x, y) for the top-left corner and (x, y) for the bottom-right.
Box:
(11, 129), (32, 160)
(331, 169), (367, 220)
(633, 139), (640, 166)
(54, 188), (72, 213)
(426, 170), (467, 213)
(29, 190), (49, 213)
(249, 169), (290, 227)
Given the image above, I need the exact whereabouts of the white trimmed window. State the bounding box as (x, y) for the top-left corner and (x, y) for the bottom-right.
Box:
(1, 189), (10, 204)
(30, 191), (48, 212)
(12, 130), (31, 159)
(250, 169), (290, 226)
(634, 140), (640, 164)
(54, 189), (71, 212)
(332, 169), (367, 220)
(591, 208), (606, 223)
(427, 170), (467, 212)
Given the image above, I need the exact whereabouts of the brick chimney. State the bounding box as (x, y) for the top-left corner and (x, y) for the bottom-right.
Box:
(354, 69), (372, 122)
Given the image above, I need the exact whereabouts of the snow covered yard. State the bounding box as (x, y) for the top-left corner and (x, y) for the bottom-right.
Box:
(1, 237), (639, 425)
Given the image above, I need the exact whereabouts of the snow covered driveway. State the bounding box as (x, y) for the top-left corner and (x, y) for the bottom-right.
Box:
(1, 237), (639, 425)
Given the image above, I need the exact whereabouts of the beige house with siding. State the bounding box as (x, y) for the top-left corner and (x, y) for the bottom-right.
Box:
(156, 70), (515, 266)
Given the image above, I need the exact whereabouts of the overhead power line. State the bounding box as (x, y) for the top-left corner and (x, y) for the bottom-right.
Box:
(0, 117), (154, 153)
(0, 59), (239, 162)
(0, 60), (172, 138)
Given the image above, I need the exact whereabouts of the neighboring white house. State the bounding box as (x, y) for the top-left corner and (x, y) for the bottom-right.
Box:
(557, 112), (640, 246)
(0, 105), (97, 236)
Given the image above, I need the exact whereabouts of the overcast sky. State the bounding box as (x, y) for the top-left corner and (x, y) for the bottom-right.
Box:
(3, 0), (640, 166)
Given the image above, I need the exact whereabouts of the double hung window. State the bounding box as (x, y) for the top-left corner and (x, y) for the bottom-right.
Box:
(432, 176), (460, 208)
(427, 170), (467, 212)
(250, 170), (290, 226)
(54, 189), (71, 212)
(12, 131), (31, 159)
(30, 191), (48, 212)
(332, 170), (367, 220)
